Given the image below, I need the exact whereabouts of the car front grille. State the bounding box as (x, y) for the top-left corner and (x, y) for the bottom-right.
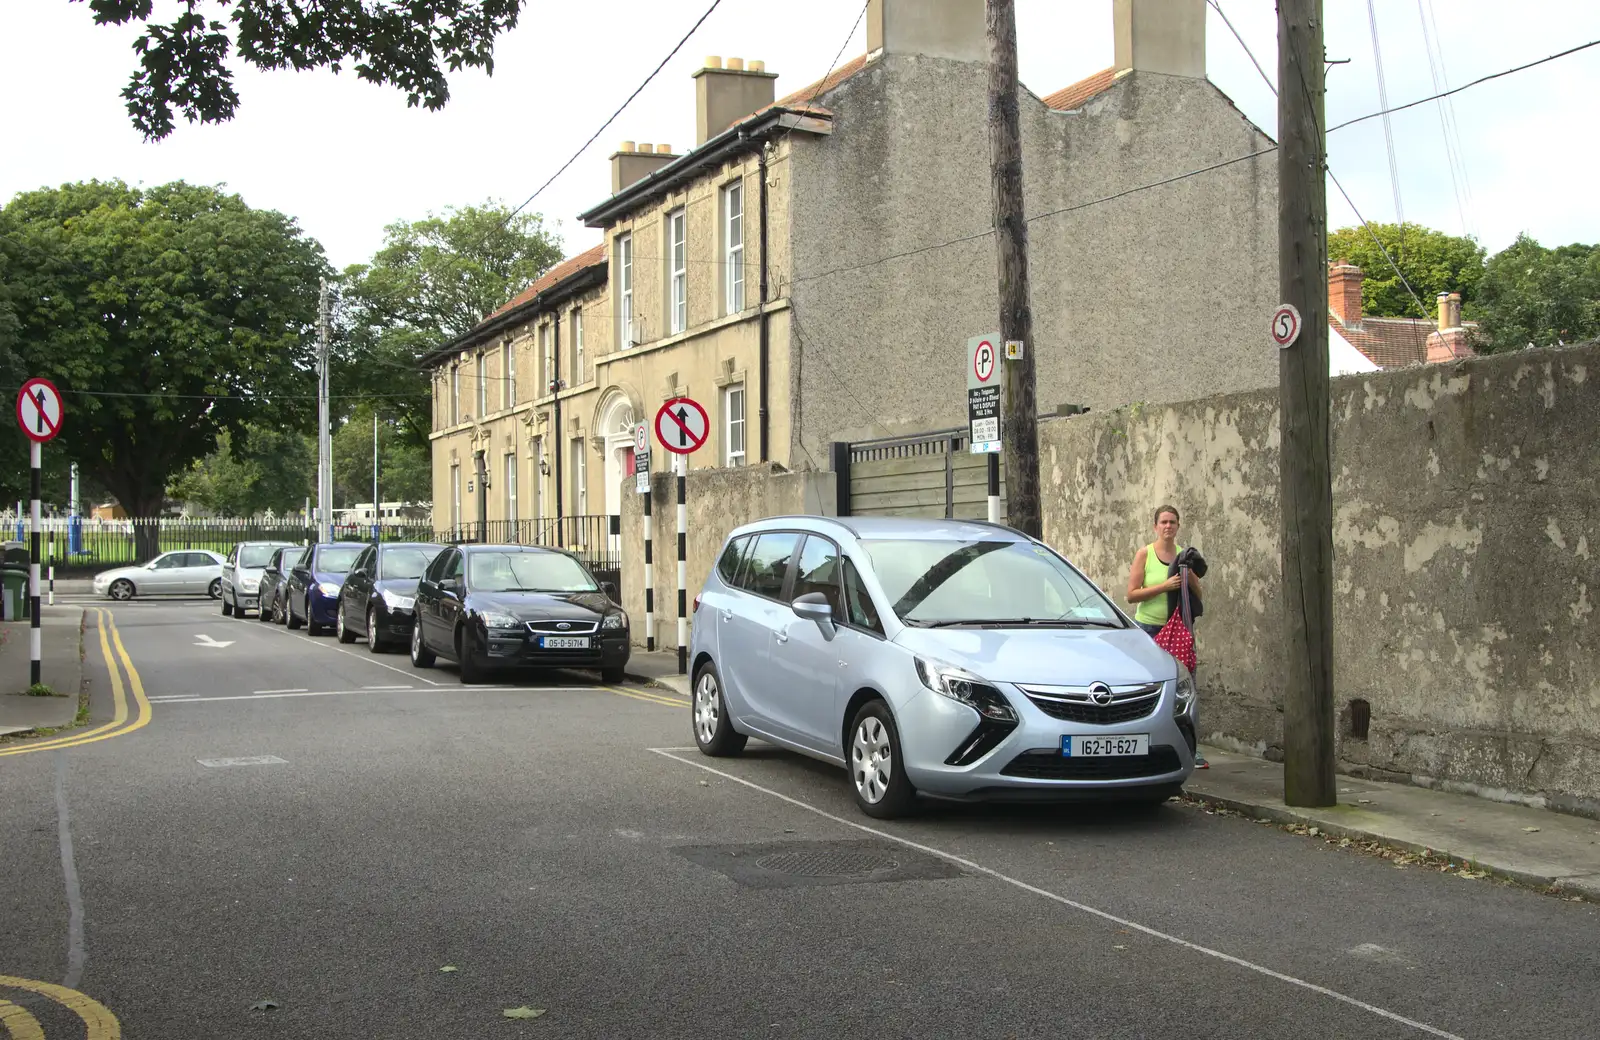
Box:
(525, 620), (599, 634)
(1000, 745), (1183, 781)
(1020, 682), (1162, 725)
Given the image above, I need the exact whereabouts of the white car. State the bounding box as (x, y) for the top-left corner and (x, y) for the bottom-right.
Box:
(93, 550), (227, 601)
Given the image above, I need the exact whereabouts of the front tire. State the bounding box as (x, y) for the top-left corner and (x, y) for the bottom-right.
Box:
(108, 579), (135, 602)
(221, 593), (234, 616)
(692, 662), (747, 757)
(849, 701), (916, 819)
(410, 619), (436, 668)
(458, 628), (485, 684)
(305, 598), (326, 636)
(367, 608), (386, 653)
(208, 578), (223, 600)
(336, 601), (357, 643)
(600, 664), (627, 685)
(286, 596), (303, 630)
(257, 593), (275, 622)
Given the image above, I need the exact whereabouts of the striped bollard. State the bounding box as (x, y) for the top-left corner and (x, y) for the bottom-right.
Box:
(676, 454), (687, 675)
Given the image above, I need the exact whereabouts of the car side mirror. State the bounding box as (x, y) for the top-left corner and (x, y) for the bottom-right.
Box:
(601, 581), (618, 601)
(791, 592), (837, 640)
(439, 577), (461, 596)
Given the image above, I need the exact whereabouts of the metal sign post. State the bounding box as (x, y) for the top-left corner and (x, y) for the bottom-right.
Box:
(967, 333), (1003, 523)
(17, 377), (64, 687)
(654, 398), (709, 674)
(634, 422), (655, 652)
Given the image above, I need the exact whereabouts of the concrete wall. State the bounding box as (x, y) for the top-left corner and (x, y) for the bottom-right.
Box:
(619, 463), (835, 649)
(786, 55), (1277, 464)
(1038, 342), (1600, 814)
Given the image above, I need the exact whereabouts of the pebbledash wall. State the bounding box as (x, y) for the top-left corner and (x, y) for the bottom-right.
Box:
(1042, 341), (1599, 814)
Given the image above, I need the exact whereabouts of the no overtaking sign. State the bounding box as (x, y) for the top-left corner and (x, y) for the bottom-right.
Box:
(17, 378), (63, 443)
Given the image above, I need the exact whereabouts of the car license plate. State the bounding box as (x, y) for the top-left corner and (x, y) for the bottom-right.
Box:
(539, 636), (590, 650)
(1062, 734), (1149, 757)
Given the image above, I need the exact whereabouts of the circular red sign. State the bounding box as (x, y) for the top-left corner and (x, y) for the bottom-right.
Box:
(654, 397), (710, 455)
(973, 340), (996, 382)
(17, 378), (63, 443)
(1270, 304), (1302, 348)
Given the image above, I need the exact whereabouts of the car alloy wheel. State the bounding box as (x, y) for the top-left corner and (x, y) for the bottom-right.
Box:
(410, 619), (435, 668)
(336, 602), (357, 643)
(109, 579), (134, 601)
(208, 578), (222, 600)
(852, 717), (893, 804)
(367, 608), (383, 653)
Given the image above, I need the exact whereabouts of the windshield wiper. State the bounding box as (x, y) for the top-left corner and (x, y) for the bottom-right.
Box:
(909, 617), (1123, 629)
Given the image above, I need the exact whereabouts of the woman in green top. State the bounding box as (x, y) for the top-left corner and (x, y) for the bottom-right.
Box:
(1127, 503), (1206, 766)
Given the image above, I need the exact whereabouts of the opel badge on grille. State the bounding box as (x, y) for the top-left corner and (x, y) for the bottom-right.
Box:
(1088, 682), (1114, 706)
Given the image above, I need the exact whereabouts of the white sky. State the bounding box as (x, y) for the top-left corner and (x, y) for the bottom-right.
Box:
(3, 1), (1597, 271)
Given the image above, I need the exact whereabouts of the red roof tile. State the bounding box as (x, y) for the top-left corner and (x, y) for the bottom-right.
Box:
(484, 244), (606, 323)
(1042, 66), (1119, 111)
(1329, 314), (1438, 368)
(772, 53), (870, 112)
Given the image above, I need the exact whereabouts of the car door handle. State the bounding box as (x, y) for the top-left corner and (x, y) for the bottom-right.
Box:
(720, 609), (732, 622)
(774, 627), (789, 644)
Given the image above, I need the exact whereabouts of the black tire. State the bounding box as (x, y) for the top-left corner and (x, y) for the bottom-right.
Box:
(275, 595), (289, 625)
(305, 598), (326, 636)
(367, 608), (386, 653)
(691, 661), (747, 757)
(600, 664), (627, 685)
(336, 601), (357, 643)
(848, 700), (916, 819)
(286, 595), (303, 630)
(1127, 783), (1184, 809)
(257, 594), (275, 622)
(458, 628), (485, 684)
(208, 578), (223, 600)
(221, 594), (234, 617)
(109, 579), (135, 601)
(410, 619), (436, 668)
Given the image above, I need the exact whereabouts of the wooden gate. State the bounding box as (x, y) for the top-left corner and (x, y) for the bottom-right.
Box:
(830, 429), (1005, 520)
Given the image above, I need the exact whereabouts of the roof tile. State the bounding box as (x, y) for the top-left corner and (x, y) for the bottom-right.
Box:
(1042, 66), (1119, 111)
(484, 244), (607, 323)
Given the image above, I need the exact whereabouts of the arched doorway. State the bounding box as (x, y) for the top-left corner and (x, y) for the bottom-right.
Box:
(595, 390), (637, 557)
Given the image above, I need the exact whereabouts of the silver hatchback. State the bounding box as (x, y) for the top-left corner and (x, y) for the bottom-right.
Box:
(689, 516), (1198, 818)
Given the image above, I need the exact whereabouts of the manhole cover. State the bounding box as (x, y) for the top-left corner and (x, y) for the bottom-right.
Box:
(754, 848), (901, 878)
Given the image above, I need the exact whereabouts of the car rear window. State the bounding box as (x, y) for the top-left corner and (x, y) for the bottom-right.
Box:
(238, 545), (280, 568)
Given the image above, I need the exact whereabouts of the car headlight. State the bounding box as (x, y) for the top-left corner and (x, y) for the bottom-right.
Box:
(317, 582), (341, 596)
(381, 589), (414, 611)
(914, 657), (1016, 722)
(242, 577), (260, 592)
(601, 611), (628, 630)
(479, 611), (521, 629)
(1174, 665), (1197, 715)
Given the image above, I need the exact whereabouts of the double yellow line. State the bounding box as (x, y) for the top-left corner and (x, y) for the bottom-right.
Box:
(605, 684), (689, 710)
(0, 608), (148, 758)
(0, 976), (119, 1039)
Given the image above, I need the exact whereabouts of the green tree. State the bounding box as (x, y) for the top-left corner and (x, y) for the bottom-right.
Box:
(1471, 235), (1600, 352)
(331, 404), (431, 510)
(75, 0), (523, 140)
(334, 201), (563, 450)
(1328, 222), (1486, 319)
(168, 425), (315, 516)
(1, 179), (328, 555)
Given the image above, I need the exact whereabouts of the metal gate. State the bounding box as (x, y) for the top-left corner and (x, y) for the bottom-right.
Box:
(830, 429), (1005, 520)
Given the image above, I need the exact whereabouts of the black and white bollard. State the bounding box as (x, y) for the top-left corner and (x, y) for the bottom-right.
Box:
(30, 440), (42, 686)
(676, 454), (687, 675)
(987, 453), (1001, 524)
(642, 486), (655, 653)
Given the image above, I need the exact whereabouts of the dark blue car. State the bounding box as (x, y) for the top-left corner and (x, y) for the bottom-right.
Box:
(285, 542), (366, 635)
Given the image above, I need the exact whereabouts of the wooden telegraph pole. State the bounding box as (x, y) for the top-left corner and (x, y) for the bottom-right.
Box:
(986, 0), (1041, 538)
(1278, 0), (1336, 807)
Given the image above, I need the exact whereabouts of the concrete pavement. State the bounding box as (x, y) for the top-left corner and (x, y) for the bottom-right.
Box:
(0, 605), (85, 736)
(3, 601), (1598, 1038)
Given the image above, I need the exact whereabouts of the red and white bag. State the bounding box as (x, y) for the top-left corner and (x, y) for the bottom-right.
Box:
(1152, 565), (1197, 673)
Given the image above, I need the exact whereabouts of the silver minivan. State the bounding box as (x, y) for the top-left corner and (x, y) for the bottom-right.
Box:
(221, 540), (301, 617)
(689, 516), (1197, 818)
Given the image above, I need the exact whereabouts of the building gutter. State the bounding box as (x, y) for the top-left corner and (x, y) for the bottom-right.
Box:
(419, 265), (605, 371)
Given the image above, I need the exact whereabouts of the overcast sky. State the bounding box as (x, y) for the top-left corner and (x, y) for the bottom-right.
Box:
(4, 1), (1597, 272)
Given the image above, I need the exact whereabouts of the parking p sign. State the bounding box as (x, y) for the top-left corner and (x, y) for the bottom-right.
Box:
(967, 333), (1001, 453)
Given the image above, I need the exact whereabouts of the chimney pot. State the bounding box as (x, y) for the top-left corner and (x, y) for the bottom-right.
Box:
(655, 143), (672, 154)
(726, 57), (745, 71)
(619, 140), (635, 153)
(748, 59), (765, 72)
(638, 142), (653, 154)
(1438, 291), (1463, 331)
(704, 55), (723, 69)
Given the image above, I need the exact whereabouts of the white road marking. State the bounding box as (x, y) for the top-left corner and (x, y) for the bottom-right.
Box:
(194, 633), (234, 648)
(147, 695), (202, 702)
(156, 685), (600, 703)
(647, 749), (1465, 1040)
(197, 755), (288, 767)
(222, 613), (446, 686)
(361, 685), (413, 690)
(255, 688), (309, 695)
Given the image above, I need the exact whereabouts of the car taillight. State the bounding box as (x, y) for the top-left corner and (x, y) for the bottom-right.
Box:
(693, 594), (702, 613)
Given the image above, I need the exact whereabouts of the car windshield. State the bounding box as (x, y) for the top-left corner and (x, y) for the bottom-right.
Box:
(238, 545), (283, 568)
(315, 545), (364, 574)
(859, 538), (1124, 627)
(381, 548), (437, 580)
(468, 551), (597, 593)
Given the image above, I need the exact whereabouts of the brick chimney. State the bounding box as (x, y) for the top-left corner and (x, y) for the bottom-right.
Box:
(1328, 263), (1364, 326)
(692, 56), (777, 146)
(610, 141), (677, 194)
(867, 0), (986, 62)
(1114, 0), (1206, 79)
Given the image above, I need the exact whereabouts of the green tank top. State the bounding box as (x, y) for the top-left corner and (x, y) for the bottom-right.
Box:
(1134, 542), (1181, 626)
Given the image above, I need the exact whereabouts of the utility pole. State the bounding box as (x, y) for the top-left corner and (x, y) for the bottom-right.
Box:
(372, 413), (380, 544)
(316, 278), (333, 543)
(1278, 0), (1336, 807)
(986, 0), (1041, 538)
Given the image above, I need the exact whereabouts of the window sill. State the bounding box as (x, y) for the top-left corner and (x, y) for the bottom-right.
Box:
(598, 298), (789, 368)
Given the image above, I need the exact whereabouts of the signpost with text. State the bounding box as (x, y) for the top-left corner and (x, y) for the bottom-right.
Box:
(968, 333), (1002, 522)
(654, 398), (709, 674)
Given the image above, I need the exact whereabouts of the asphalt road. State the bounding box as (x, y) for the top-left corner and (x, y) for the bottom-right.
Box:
(1, 596), (1596, 1039)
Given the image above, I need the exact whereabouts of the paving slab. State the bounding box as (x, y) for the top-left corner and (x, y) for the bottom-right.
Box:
(0, 605), (85, 735)
(1187, 746), (1600, 897)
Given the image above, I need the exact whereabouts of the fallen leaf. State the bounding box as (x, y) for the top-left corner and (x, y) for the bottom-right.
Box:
(1456, 870), (1486, 880)
(1522, 827), (1541, 833)
(1112, 945), (1127, 950)
(502, 1007), (547, 1020)
(250, 1000), (279, 1012)
(697, 780), (710, 787)
(1308, 827), (1320, 837)
(440, 966), (459, 973)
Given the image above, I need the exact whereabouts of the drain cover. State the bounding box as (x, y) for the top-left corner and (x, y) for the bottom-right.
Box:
(673, 839), (963, 890)
(754, 848), (900, 878)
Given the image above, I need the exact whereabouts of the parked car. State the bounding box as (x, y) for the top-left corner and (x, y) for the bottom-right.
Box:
(220, 539), (300, 617)
(284, 542), (365, 635)
(93, 550), (226, 601)
(410, 544), (629, 684)
(335, 542), (447, 652)
(257, 545), (304, 625)
(688, 516), (1198, 818)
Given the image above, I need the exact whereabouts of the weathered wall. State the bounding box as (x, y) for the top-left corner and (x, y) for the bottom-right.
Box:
(619, 463), (835, 649)
(1041, 342), (1599, 813)
(786, 55), (1277, 464)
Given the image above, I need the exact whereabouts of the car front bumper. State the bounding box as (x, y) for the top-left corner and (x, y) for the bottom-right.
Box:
(308, 590), (340, 623)
(897, 679), (1197, 801)
(371, 603), (415, 641)
(472, 627), (631, 673)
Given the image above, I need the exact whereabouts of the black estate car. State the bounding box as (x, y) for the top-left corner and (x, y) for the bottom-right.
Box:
(335, 542), (447, 652)
(409, 544), (629, 684)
